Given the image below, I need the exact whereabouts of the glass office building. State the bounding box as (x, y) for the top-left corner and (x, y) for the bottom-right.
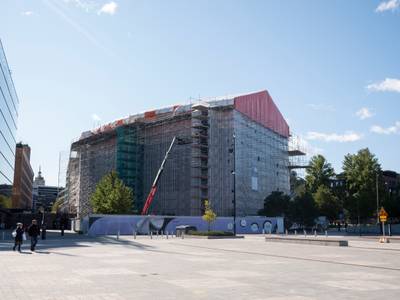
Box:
(0, 40), (19, 186)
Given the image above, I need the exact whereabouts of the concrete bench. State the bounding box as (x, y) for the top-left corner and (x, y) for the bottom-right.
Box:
(265, 236), (348, 247)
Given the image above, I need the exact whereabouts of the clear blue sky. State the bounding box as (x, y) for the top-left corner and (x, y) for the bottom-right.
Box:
(1, 0), (399, 185)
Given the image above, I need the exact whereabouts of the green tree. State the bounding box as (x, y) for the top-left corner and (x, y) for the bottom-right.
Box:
(342, 148), (381, 221)
(305, 155), (335, 193)
(202, 200), (217, 232)
(0, 195), (11, 209)
(288, 191), (318, 227)
(90, 171), (134, 214)
(51, 198), (63, 213)
(313, 185), (341, 222)
(258, 191), (291, 217)
(290, 171), (306, 197)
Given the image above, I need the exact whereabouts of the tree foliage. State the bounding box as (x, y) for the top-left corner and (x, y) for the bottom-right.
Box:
(313, 185), (341, 222)
(51, 198), (63, 213)
(202, 200), (217, 232)
(306, 155), (335, 193)
(382, 193), (400, 220)
(259, 190), (317, 228)
(289, 190), (319, 227)
(0, 195), (11, 209)
(90, 171), (134, 214)
(290, 171), (306, 197)
(342, 148), (381, 220)
(258, 191), (290, 217)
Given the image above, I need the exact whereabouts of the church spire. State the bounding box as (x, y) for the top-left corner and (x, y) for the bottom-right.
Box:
(33, 166), (45, 187)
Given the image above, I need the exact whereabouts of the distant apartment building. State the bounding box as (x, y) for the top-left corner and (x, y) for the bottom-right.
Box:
(32, 168), (61, 212)
(12, 143), (34, 209)
(0, 40), (19, 189)
(67, 90), (304, 219)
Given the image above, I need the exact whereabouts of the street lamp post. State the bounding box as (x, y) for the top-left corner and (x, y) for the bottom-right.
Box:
(232, 133), (236, 236)
(357, 196), (361, 236)
(376, 172), (379, 225)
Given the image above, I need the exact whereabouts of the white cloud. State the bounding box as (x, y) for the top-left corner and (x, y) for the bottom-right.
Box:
(370, 121), (400, 135)
(92, 113), (101, 121)
(305, 131), (363, 143)
(98, 1), (118, 15)
(63, 0), (97, 12)
(356, 107), (374, 120)
(376, 0), (399, 12)
(367, 78), (400, 93)
(307, 103), (335, 112)
(21, 11), (34, 16)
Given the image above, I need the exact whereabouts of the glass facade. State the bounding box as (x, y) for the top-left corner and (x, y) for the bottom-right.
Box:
(0, 40), (18, 185)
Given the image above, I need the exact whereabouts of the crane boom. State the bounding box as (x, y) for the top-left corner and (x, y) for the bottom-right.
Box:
(141, 136), (177, 215)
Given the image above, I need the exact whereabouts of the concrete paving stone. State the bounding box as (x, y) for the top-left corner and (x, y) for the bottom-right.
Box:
(1, 234), (400, 299)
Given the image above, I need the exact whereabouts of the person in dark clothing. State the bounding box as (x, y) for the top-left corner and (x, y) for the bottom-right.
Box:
(13, 223), (24, 252)
(60, 223), (65, 236)
(28, 219), (40, 251)
(60, 215), (68, 236)
(41, 223), (47, 240)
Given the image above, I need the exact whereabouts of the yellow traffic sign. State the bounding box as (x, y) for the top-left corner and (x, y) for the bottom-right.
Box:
(380, 215), (387, 222)
(379, 207), (388, 218)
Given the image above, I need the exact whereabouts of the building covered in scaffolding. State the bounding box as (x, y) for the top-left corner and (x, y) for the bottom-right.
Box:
(66, 90), (298, 219)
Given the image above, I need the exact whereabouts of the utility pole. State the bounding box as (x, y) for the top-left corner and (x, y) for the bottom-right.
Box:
(232, 133), (236, 236)
(57, 151), (62, 196)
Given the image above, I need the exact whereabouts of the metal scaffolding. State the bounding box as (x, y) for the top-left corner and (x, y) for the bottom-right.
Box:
(66, 90), (298, 219)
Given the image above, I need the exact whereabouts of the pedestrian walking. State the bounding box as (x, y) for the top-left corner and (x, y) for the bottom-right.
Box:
(60, 214), (68, 236)
(28, 219), (40, 252)
(60, 223), (65, 236)
(41, 223), (47, 240)
(12, 223), (24, 252)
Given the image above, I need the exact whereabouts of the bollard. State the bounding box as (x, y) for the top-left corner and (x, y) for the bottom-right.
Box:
(117, 230), (120, 240)
(156, 231), (159, 238)
(262, 229), (265, 235)
(294, 230), (297, 236)
(166, 231), (169, 239)
(150, 231), (153, 239)
(388, 224), (391, 236)
(2, 232), (4, 240)
(314, 230), (317, 237)
(303, 229), (307, 237)
(181, 232), (184, 239)
(325, 230), (328, 237)
(285, 229), (288, 235)
(134, 231), (137, 239)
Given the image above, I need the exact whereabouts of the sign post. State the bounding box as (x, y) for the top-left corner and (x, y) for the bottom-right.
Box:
(379, 207), (389, 243)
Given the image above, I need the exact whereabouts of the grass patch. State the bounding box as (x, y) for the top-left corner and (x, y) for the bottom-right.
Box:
(187, 230), (234, 236)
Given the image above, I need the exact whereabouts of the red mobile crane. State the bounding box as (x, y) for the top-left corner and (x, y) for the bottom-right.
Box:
(141, 136), (178, 215)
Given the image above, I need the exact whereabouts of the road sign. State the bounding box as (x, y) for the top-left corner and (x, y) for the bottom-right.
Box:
(379, 207), (388, 217)
(379, 207), (389, 243)
(379, 207), (388, 222)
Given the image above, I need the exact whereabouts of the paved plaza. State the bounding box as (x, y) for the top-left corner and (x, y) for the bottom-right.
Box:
(1, 233), (400, 299)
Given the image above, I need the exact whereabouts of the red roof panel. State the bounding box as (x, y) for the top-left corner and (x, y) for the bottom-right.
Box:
(234, 90), (289, 138)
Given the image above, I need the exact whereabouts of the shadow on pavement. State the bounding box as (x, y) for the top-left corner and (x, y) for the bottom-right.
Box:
(0, 235), (153, 255)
